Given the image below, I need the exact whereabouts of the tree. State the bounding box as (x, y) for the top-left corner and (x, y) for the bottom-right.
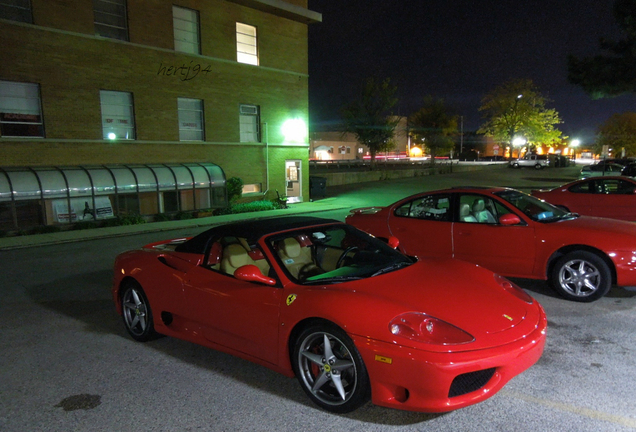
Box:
(478, 79), (564, 158)
(568, 0), (636, 98)
(408, 96), (458, 162)
(596, 112), (636, 156)
(340, 77), (400, 166)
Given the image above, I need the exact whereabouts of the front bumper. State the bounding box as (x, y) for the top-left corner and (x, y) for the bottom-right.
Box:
(351, 313), (547, 413)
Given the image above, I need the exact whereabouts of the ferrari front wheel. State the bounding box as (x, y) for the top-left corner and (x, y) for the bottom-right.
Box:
(292, 324), (370, 413)
(121, 280), (157, 342)
(550, 251), (612, 302)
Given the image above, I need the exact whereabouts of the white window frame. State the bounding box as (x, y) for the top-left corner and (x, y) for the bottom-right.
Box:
(236, 23), (258, 65)
(239, 104), (260, 143)
(0, 0), (32, 23)
(93, 0), (129, 41)
(178, 98), (204, 141)
(100, 90), (135, 140)
(0, 80), (44, 138)
(173, 6), (200, 54)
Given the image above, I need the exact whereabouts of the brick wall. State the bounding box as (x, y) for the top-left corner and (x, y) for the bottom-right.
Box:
(0, 0), (315, 201)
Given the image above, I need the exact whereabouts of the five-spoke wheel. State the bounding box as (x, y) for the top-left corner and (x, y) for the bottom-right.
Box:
(121, 280), (157, 341)
(292, 324), (369, 413)
(550, 251), (612, 302)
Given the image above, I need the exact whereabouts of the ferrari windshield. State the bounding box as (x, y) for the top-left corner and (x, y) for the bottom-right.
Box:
(495, 190), (574, 222)
(267, 224), (413, 284)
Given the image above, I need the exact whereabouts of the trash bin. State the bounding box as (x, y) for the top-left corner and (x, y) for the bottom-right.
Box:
(309, 176), (327, 201)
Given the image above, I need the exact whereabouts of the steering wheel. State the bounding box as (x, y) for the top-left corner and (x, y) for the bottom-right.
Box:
(336, 246), (359, 268)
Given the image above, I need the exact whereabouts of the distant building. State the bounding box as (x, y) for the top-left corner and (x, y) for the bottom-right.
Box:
(310, 116), (408, 160)
(0, 0), (320, 230)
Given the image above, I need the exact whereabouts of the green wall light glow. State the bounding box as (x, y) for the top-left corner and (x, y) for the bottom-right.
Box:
(281, 118), (307, 143)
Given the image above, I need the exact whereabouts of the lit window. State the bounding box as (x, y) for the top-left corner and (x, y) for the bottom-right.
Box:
(178, 98), (204, 141)
(173, 6), (200, 54)
(0, 0), (32, 23)
(0, 80), (44, 137)
(236, 23), (258, 65)
(93, 0), (128, 41)
(239, 104), (260, 142)
(242, 184), (261, 194)
(100, 90), (135, 140)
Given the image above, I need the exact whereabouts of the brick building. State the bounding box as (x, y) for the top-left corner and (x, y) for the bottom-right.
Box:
(0, 0), (320, 230)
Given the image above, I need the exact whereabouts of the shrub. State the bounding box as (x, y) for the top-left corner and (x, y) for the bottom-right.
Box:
(226, 177), (244, 203)
(154, 213), (172, 222)
(174, 211), (194, 220)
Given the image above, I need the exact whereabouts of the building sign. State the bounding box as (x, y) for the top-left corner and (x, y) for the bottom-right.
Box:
(53, 197), (114, 223)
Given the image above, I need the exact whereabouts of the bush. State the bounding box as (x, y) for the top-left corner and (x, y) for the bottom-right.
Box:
(174, 211), (194, 220)
(73, 221), (98, 230)
(226, 177), (244, 203)
(214, 200), (279, 215)
(119, 214), (146, 225)
(154, 213), (172, 222)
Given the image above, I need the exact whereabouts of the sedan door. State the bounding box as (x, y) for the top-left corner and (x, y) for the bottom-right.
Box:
(386, 193), (453, 258)
(452, 194), (537, 278)
(589, 178), (636, 220)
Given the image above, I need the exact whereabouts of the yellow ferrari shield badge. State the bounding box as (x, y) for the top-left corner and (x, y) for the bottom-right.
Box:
(286, 294), (297, 306)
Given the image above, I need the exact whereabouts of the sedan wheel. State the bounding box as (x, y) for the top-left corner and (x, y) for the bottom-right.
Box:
(292, 324), (370, 413)
(121, 281), (157, 341)
(550, 251), (611, 302)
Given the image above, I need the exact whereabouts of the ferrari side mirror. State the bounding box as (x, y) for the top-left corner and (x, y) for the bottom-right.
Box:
(234, 265), (277, 286)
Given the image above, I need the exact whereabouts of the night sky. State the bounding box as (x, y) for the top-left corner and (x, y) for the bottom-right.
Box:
(308, 0), (635, 144)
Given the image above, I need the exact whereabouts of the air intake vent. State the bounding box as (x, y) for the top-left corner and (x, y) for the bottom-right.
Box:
(448, 368), (496, 398)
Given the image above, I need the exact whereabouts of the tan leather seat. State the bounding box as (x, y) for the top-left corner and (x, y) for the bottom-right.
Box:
(221, 243), (255, 276)
(277, 237), (317, 279)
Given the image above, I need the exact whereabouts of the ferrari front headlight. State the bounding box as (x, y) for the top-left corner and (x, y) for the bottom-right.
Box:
(389, 312), (474, 345)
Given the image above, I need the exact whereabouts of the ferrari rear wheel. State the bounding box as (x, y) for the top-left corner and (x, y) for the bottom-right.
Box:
(292, 324), (369, 413)
(121, 280), (157, 342)
(550, 251), (612, 302)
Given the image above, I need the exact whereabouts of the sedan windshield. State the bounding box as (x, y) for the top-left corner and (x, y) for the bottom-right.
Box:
(495, 190), (574, 222)
(267, 224), (413, 284)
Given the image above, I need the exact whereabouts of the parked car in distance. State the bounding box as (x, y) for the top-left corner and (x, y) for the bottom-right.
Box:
(346, 187), (636, 302)
(532, 176), (636, 221)
(621, 162), (636, 177)
(509, 154), (549, 169)
(579, 162), (624, 179)
(112, 216), (546, 414)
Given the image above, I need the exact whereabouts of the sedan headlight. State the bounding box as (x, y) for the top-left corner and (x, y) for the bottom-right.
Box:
(389, 312), (474, 345)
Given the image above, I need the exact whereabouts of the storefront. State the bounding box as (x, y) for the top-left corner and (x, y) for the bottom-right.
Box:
(0, 163), (227, 231)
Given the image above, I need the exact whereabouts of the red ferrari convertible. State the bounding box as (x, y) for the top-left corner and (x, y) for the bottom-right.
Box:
(347, 187), (636, 302)
(113, 216), (546, 413)
(532, 176), (636, 221)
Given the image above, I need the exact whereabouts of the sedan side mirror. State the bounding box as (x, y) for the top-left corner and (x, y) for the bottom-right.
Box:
(499, 213), (521, 226)
(234, 264), (277, 286)
(388, 236), (400, 249)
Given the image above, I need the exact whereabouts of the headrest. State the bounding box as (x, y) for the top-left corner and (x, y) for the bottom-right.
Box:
(472, 199), (485, 212)
(280, 237), (301, 258)
(224, 244), (251, 267)
(460, 203), (471, 216)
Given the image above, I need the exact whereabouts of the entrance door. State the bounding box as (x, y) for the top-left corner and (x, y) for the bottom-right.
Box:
(285, 160), (302, 203)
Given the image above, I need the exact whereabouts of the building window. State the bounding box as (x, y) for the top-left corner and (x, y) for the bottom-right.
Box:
(173, 6), (200, 54)
(0, 0), (32, 23)
(242, 184), (261, 194)
(239, 104), (260, 142)
(100, 90), (135, 140)
(236, 23), (258, 65)
(178, 98), (204, 141)
(0, 80), (44, 137)
(93, 0), (128, 41)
